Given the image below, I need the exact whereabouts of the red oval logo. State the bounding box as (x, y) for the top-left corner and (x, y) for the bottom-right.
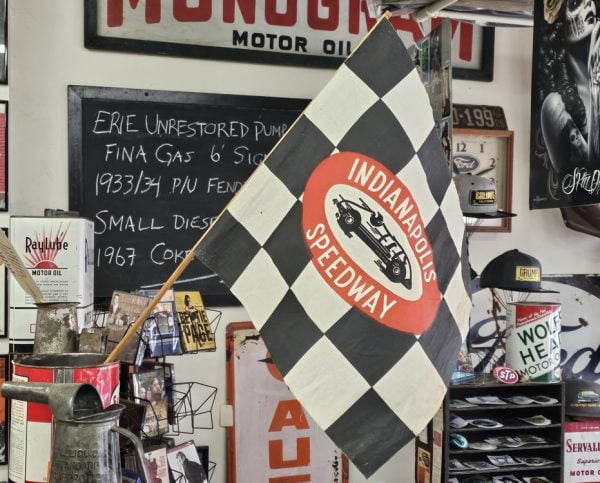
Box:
(302, 152), (442, 334)
(493, 366), (519, 384)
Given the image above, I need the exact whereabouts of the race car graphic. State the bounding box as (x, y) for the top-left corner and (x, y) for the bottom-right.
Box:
(333, 194), (413, 289)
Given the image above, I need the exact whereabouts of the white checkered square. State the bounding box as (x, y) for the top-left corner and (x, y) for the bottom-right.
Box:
(291, 263), (351, 333)
(228, 165), (297, 245)
(440, 184), (466, 250)
(382, 70), (434, 151)
(285, 337), (370, 430)
(397, 155), (440, 226)
(231, 249), (288, 330)
(444, 266), (472, 339)
(373, 344), (446, 435)
(305, 64), (379, 146)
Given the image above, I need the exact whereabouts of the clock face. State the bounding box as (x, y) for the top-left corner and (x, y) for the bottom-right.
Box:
(452, 133), (508, 210)
(452, 129), (513, 232)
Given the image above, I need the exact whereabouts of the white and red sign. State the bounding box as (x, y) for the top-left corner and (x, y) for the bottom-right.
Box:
(91, 0), (486, 69)
(303, 152), (441, 334)
(492, 366), (519, 384)
(227, 323), (347, 483)
(565, 421), (600, 482)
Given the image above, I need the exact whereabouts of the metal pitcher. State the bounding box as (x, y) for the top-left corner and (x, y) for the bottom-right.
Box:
(33, 302), (78, 354)
(2, 381), (149, 483)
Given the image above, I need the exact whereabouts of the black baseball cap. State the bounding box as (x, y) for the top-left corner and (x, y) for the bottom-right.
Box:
(480, 249), (558, 293)
(454, 174), (516, 219)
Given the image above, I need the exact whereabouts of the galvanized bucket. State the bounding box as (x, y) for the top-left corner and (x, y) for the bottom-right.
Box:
(33, 302), (78, 354)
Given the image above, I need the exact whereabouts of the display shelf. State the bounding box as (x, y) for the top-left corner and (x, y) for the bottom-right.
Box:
(442, 378), (565, 482)
(456, 423), (562, 432)
(449, 443), (561, 454)
(451, 403), (562, 411)
(449, 464), (562, 476)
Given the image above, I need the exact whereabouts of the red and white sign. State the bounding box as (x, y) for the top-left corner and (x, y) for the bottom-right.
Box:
(227, 323), (347, 483)
(565, 421), (600, 482)
(91, 0), (485, 69)
(303, 152), (441, 334)
(492, 366), (519, 384)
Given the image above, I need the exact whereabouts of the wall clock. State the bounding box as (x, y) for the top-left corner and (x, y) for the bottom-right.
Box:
(452, 128), (514, 233)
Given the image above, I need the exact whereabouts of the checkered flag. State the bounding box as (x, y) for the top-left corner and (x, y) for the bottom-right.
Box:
(196, 17), (471, 477)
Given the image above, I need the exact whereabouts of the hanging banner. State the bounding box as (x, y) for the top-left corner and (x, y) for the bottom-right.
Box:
(530, 0), (600, 209)
(226, 323), (347, 483)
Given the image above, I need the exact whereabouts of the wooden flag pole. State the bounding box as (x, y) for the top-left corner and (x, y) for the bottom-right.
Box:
(104, 237), (203, 363)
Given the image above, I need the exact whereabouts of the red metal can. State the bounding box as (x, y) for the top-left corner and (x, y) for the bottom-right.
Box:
(9, 353), (119, 483)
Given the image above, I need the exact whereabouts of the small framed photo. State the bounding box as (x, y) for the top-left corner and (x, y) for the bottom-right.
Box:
(167, 440), (208, 483)
(453, 128), (514, 233)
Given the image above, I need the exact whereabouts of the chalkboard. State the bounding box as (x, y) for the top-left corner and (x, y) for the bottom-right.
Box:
(68, 86), (309, 305)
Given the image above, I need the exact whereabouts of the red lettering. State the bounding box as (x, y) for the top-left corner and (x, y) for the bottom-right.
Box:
(106, 0), (160, 27)
(223, 0), (256, 23)
(269, 476), (311, 483)
(265, 0), (297, 26)
(458, 22), (474, 62)
(349, 0), (376, 34)
(173, 0), (211, 22)
(348, 0), (361, 34)
(307, 0), (339, 31)
(268, 438), (311, 468)
(269, 400), (309, 431)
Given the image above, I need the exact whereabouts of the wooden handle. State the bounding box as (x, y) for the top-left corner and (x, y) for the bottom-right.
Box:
(104, 238), (202, 363)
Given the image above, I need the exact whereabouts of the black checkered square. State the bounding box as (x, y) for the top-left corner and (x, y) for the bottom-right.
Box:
(194, 210), (261, 287)
(418, 299), (462, 382)
(426, 209), (461, 293)
(260, 291), (323, 376)
(417, 128), (453, 205)
(338, 100), (416, 172)
(326, 389), (414, 478)
(265, 115), (335, 198)
(263, 201), (310, 286)
(326, 309), (417, 386)
(345, 20), (414, 98)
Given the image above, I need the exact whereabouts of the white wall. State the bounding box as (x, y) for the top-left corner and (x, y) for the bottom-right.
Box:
(3, 2), (596, 483)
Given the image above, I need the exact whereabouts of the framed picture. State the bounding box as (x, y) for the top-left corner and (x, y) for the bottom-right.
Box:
(452, 128), (514, 233)
(452, 27), (494, 82)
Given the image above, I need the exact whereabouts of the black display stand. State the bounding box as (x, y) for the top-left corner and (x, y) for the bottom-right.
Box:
(443, 375), (565, 482)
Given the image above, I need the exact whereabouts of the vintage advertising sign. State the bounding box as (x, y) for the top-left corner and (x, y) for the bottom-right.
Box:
(226, 323), (347, 483)
(565, 421), (600, 482)
(530, 0), (600, 209)
(504, 302), (561, 382)
(85, 0), (490, 72)
(468, 275), (600, 383)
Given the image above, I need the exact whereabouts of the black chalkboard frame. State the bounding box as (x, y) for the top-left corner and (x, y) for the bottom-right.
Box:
(67, 85), (309, 305)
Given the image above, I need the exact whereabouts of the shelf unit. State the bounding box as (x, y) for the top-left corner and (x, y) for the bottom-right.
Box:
(443, 377), (565, 482)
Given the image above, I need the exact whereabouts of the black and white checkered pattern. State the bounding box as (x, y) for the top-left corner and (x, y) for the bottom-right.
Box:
(196, 18), (471, 478)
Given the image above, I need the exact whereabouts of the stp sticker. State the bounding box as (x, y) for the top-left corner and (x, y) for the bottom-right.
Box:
(493, 366), (519, 384)
(303, 151), (442, 334)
